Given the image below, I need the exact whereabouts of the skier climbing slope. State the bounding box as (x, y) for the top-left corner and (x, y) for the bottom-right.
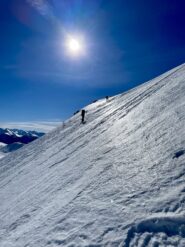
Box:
(81, 109), (86, 124)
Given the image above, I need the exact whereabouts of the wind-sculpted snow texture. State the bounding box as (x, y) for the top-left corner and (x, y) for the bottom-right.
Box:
(0, 64), (185, 247)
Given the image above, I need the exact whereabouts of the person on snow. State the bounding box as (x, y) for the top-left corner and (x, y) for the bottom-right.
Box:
(81, 109), (86, 124)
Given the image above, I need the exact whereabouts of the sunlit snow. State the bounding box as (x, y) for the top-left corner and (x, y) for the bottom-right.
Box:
(0, 64), (185, 246)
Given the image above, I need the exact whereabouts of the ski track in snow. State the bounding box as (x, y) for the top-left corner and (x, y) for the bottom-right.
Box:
(0, 64), (185, 246)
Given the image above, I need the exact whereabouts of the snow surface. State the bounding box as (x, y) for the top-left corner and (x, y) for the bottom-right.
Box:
(0, 142), (7, 159)
(0, 142), (6, 147)
(0, 142), (24, 153)
(0, 64), (185, 246)
(0, 153), (5, 159)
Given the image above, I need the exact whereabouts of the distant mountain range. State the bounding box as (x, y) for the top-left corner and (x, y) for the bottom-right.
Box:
(0, 128), (45, 159)
(0, 128), (44, 144)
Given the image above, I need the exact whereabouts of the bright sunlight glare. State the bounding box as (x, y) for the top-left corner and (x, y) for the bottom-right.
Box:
(65, 34), (86, 58)
(68, 38), (81, 52)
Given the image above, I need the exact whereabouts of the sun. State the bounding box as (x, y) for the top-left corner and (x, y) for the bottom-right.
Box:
(65, 35), (85, 57)
(68, 38), (81, 53)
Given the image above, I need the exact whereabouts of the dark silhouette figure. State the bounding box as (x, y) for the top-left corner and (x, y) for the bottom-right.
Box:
(81, 109), (86, 123)
(105, 96), (109, 101)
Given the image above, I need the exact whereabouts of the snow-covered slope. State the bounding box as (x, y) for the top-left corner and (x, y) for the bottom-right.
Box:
(0, 142), (24, 153)
(0, 142), (7, 159)
(0, 64), (185, 247)
(0, 142), (6, 148)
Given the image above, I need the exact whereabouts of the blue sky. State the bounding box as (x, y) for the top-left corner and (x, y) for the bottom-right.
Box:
(0, 0), (185, 130)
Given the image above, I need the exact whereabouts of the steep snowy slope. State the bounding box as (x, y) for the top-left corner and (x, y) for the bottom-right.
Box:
(0, 64), (185, 247)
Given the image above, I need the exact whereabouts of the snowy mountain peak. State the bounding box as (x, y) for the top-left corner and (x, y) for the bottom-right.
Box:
(0, 128), (45, 159)
(0, 128), (44, 144)
(0, 63), (185, 246)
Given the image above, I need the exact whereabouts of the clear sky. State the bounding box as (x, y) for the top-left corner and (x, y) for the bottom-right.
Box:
(0, 0), (185, 126)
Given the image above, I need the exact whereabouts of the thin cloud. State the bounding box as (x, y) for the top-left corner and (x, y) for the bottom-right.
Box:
(26, 0), (55, 20)
(0, 121), (62, 133)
